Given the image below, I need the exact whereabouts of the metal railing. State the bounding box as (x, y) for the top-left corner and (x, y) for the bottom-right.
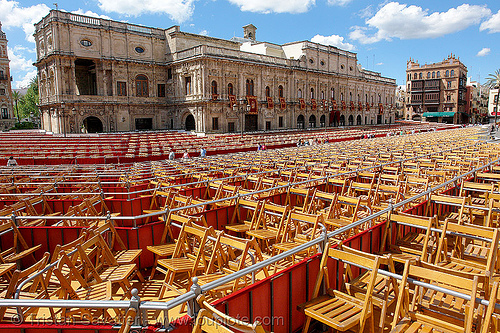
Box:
(0, 152), (498, 329)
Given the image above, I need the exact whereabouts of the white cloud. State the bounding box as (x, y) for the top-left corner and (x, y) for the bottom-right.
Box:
(376, 62), (383, 66)
(71, 9), (111, 20)
(97, 0), (195, 22)
(349, 2), (491, 44)
(327, 0), (353, 6)
(227, 0), (315, 14)
(14, 68), (36, 89)
(0, 0), (50, 42)
(311, 34), (355, 51)
(480, 10), (500, 33)
(476, 47), (490, 57)
(199, 29), (208, 36)
(8, 46), (34, 72)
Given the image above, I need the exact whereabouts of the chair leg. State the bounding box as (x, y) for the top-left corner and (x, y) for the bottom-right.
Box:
(302, 317), (312, 333)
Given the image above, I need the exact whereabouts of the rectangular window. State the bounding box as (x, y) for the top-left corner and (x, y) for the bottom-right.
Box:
(185, 76), (192, 95)
(278, 116), (283, 128)
(0, 88), (5, 95)
(1, 108), (8, 119)
(167, 68), (173, 80)
(228, 122), (235, 133)
(447, 81), (452, 89)
(158, 84), (166, 97)
(212, 117), (219, 130)
(117, 81), (127, 96)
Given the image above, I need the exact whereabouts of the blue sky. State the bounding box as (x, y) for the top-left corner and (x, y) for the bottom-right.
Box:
(2, 0), (500, 89)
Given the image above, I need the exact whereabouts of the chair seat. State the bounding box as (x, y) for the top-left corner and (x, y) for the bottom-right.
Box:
(225, 223), (251, 233)
(3, 244), (42, 263)
(147, 243), (176, 257)
(303, 292), (369, 332)
(246, 229), (277, 240)
(99, 264), (137, 282)
(0, 263), (16, 277)
(157, 258), (205, 273)
(115, 249), (142, 265)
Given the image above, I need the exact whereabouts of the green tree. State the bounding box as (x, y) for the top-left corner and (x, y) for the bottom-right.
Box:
(11, 90), (21, 123)
(17, 77), (39, 119)
(486, 69), (500, 123)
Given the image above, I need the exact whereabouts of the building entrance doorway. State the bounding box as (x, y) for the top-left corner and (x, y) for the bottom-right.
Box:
(83, 116), (103, 133)
(245, 114), (258, 132)
(185, 114), (195, 131)
(377, 115), (382, 124)
(135, 118), (152, 130)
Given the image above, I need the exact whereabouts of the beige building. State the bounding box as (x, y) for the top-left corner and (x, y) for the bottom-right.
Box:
(34, 10), (396, 134)
(0, 23), (15, 130)
(405, 54), (468, 124)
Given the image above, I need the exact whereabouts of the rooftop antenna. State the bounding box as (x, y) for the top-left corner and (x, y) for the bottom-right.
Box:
(53, 2), (58, 10)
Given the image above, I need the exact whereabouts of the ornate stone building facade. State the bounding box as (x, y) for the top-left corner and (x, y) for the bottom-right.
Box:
(0, 23), (15, 130)
(34, 11), (396, 134)
(405, 54), (468, 124)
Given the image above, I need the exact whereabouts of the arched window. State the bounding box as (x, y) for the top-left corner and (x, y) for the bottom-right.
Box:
(432, 71), (435, 78)
(211, 80), (218, 95)
(437, 71), (441, 78)
(419, 73), (422, 79)
(378, 94), (381, 103)
(265, 86), (270, 97)
(298, 89), (302, 98)
(227, 83), (233, 95)
(278, 85), (284, 98)
(427, 72), (430, 78)
(365, 94), (368, 102)
(136, 74), (148, 97)
(450, 70), (455, 77)
(371, 96), (374, 104)
(357, 94), (360, 102)
(310, 87), (314, 99)
(445, 70), (449, 77)
(331, 88), (335, 99)
(246, 79), (254, 96)
(340, 92), (344, 101)
(321, 91), (325, 100)
(413, 73), (417, 79)
(349, 92), (352, 101)
(407, 74), (410, 81)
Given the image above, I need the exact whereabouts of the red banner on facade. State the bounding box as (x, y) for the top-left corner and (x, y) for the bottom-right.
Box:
(358, 102), (363, 111)
(311, 98), (317, 110)
(322, 99), (327, 109)
(267, 97), (274, 109)
(247, 96), (258, 114)
(279, 97), (286, 110)
(341, 101), (346, 111)
(350, 101), (355, 111)
(299, 98), (305, 110)
(366, 103), (370, 111)
(229, 95), (236, 108)
(332, 99), (337, 110)
(378, 103), (384, 114)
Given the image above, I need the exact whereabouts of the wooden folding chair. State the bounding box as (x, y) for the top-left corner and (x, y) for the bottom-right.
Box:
(0, 219), (42, 264)
(246, 202), (290, 253)
(225, 198), (262, 235)
(390, 260), (485, 333)
(300, 245), (384, 333)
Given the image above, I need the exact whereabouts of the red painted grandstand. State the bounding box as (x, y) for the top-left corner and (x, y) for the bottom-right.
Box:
(0, 124), (499, 333)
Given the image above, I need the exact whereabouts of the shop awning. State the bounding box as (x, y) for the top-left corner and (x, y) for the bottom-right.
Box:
(422, 112), (456, 118)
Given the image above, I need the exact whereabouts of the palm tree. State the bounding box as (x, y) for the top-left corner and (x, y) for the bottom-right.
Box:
(485, 69), (500, 125)
(11, 90), (21, 123)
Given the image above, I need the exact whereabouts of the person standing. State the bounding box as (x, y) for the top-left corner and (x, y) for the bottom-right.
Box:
(183, 151), (190, 159)
(200, 147), (207, 158)
(7, 156), (17, 167)
(168, 151), (175, 160)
